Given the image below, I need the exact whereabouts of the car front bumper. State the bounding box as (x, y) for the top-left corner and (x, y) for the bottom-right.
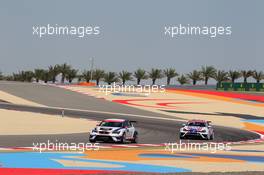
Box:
(180, 131), (208, 139)
(89, 133), (123, 142)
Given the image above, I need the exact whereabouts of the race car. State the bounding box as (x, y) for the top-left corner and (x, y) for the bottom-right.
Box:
(89, 119), (138, 143)
(179, 120), (214, 140)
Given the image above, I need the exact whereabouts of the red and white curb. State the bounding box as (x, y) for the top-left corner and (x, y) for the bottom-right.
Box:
(2, 137), (264, 151)
(109, 144), (164, 148)
(228, 132), (264, 145)
(2, 134), (264, 152)
(0, 144), (164, 151)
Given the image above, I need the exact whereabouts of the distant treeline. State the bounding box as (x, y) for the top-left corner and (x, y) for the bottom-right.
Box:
(0, 64), (263, 86)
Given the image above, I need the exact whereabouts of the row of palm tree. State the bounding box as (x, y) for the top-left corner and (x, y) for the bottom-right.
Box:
(186, 69), (264, 85)
(10, 64), (78, 83)
(1, 65), (264, 85)
(217, 70), (264, 84)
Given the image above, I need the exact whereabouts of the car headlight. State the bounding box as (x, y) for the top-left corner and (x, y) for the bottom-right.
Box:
(200, 129), (206, 133)
(112, 129), (121, 134)
(91, 128), (97, 133)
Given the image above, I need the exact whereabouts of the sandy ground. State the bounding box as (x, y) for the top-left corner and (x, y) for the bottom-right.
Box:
(0, 90), (44, 107)
(55, 159), (123, 168)
(139, 160), (264, 172)
(0, 109), (97, 135)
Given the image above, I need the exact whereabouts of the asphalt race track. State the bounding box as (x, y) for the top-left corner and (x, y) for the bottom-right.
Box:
(0, 81), (179, 117)
(0, 82), (260, 147)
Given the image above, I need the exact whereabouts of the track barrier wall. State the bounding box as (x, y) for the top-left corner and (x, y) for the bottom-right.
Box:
(217, 82), (264, 91)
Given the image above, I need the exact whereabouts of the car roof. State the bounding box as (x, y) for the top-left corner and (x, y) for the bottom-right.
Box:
(103, 119), (126, 123)
(187, 119), (207, 123)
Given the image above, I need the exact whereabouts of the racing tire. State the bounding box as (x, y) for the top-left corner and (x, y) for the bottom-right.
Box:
(120, 133), (127, 144)
(205, 134), (210, 140)
(89, 139), (96, 143)
(180, 134), (185, 140)
(132, 132), (138, 143)
(210, 133), (214, 140)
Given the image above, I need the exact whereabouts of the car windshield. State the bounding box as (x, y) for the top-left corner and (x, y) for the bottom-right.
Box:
(187, 122), (206, 127)
(99, 121), (123, 127)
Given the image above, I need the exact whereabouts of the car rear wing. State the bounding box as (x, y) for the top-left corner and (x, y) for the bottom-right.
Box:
(130, 121), (137, 123)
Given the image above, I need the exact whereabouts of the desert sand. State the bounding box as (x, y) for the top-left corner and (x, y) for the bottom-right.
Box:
(0, 109), (97, 135)
(0, 90), (44, 107)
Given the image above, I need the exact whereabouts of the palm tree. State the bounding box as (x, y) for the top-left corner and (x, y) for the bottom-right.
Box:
(48, 65), (60, 83)
(187, 70), (202, 85)
(82, 70), (91, 83)
(134, 68), (148, 85)
(18, 71), (34, 82)
(12, 73), (20, 81)
(104, 72), (119, 85)
(34, 69), (45, 82)
(42, 70), (51, 83)
(201, 66), (216, 85)
(164, 68), (178, 85)
(119, 71), (133, 85)
(26, 71), (35, 82)
(66, 69), (78, 83)
(93, 69), (105, 85)
(149, 68), (163, 85)
(58, 63), (71, 83)
(213, 70), (228, 84)
(241, 70), (253, 83)
(0, 71), (3, 80)
(252, 71), (264, 83)
(177, 75), (189, 85)
(4, 75), (13, 81)
(228, 70), (241, 83)
(77, 74), (83, 83)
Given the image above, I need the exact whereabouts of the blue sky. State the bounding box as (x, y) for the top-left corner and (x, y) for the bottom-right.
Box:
(0, 0), (263, 75)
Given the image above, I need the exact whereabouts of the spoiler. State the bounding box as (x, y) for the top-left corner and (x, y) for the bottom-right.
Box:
(130, 121), (137, 123)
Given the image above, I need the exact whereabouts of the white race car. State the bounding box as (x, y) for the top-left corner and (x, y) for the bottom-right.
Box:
(180, 120), (214, 140)
(89, 119), (138, 143)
